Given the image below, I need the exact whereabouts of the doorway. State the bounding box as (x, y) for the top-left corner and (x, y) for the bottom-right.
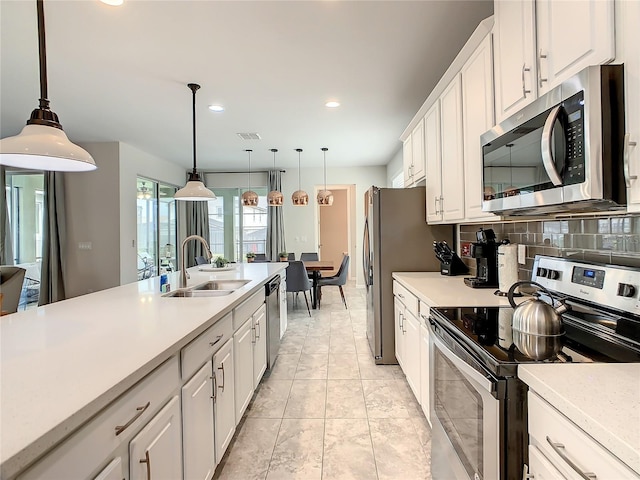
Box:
(317, 185), (355, 277)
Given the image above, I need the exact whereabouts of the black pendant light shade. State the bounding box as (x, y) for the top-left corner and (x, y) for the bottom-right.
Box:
(291, 148), (309, 206)
(175, 83), (215, 201)
(0, 0), (96, 171)
(241, 149), (259, 207)
(267, 148), (284, 206)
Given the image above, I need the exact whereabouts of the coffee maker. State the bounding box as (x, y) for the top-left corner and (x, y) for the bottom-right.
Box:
(464, 228), (499, 288)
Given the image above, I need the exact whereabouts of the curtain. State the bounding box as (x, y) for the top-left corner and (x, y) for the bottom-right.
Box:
(0, 167), (14, 265)
(184, 200), (210, 269)
(39, 172), (67, 305)
(266, 170), (286, 261)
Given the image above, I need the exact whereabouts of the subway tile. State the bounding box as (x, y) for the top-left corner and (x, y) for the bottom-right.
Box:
(543, 221), (562, 234)
(571, 234), (596, 250)
(527, 221), (543, 234)
(512, 221), (528, 233)
(598, 218), (611, 234)
(567, 219), (583, 233)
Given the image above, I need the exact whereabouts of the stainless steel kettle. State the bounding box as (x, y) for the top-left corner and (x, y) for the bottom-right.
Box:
(507, 281), (569, 360)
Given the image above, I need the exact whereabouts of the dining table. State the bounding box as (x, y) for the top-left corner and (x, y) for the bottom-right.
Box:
(303, 260), (334, 309)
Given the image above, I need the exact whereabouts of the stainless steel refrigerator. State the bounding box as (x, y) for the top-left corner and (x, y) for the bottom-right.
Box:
(364, 186), (453, 364)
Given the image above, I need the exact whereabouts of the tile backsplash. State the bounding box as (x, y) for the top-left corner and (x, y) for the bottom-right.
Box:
(459, 214), (640, 281)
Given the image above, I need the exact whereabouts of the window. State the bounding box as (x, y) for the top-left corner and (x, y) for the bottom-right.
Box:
(136, 178), (177, 279)
(207, 187), (268, 262)
(4, 171), (44, 309)
(392, 171), (404, 188)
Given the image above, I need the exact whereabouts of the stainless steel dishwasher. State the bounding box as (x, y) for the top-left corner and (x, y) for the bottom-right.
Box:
(265, 275), (281, 369)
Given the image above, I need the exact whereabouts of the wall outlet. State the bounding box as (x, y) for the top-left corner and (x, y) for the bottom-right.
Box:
(461, 242), (471, 257)
(518, 244), (526, 264)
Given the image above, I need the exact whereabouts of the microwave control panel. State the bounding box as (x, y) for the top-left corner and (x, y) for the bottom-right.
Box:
(562, 91), (585, 185)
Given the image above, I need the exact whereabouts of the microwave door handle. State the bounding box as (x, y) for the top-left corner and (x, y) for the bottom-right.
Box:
(541, 105), (564, 186)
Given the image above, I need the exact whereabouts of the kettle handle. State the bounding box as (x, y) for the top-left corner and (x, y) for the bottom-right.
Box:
(507, 281), (553, 308)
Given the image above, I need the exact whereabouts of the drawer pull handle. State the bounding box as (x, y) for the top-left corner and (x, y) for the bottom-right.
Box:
(546, 436), (597, 479)
(115, 401), (150, 436)
(218, 363), (225, 391)
(139, 450), (152, 480)
(398, 293), (405, 299)
(209, 334), (224, 347)
(420, 314), (429, 320)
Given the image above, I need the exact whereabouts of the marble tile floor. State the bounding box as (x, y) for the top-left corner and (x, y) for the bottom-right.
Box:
(214, 281), (432, 480)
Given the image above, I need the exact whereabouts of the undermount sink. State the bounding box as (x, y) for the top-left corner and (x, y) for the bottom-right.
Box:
(192, 279), (251, 291)
(162, 289), (234, 298)
(161, 279), (250, 298)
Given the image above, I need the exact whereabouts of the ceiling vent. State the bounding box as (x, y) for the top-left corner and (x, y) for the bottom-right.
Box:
(236, 132), (261, 140)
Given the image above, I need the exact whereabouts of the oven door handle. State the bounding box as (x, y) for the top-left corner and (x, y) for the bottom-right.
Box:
(430, 324), (495, 393)
(541, 105), (564, 187)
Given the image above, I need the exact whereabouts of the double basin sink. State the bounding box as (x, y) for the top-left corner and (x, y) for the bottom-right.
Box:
(162, 279), (251, 298)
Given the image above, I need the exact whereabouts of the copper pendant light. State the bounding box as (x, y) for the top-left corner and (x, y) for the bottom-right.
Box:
(175, 83), (216, 201)
(267, 148), (284, 206)
(291, 148), (309, 206)
(241, 149), (259, 207)
(0, 0), (96, 172)
(317, 147), (333, 206)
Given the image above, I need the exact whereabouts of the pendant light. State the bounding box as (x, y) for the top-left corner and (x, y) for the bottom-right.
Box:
(267, 148), (284, 206)
(317, 147), (333, 206)
(174, 83), (215, 201)
(0, 0), (96, 172)
(137, 181), (152, 200)
(241, 149), (259, 207)
(291, 148), (309, 206)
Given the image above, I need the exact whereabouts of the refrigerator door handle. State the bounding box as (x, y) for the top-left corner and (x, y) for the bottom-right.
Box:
(363, 217), (371, 286)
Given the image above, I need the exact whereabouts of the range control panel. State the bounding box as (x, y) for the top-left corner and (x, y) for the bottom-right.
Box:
(532, 255), (640, 315)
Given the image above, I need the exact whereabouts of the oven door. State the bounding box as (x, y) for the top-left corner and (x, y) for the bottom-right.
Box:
(430, 321), (503, 480)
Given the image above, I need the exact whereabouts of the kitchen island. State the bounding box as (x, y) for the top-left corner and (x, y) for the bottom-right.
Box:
(0, 262), (286, 479)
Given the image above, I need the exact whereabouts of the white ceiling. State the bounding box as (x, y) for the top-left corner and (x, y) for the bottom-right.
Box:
(0, 0), (493, 171)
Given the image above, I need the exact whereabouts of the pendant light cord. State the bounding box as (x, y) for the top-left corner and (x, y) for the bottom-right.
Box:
(246, 149), (252, 189)
(188, 83), (200, 175)
(36, 0), (49, 108)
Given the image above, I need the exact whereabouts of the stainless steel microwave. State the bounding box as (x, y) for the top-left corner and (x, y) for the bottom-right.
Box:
(481, 65), (626, 216)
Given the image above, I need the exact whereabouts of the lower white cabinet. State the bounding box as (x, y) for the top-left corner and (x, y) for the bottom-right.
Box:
(402, 310), (420, 401)
(252, 304), (267, 388)
(213, 339), (235, 464)
(93, 457), (125, 480)
(181, 362), (215, 480)
(233, 318), (254, 421)
(419, 319), (431, 426)
(129, 395), (182, 480)
(394, 297), (406, 368)
(526, 445), (565, 480)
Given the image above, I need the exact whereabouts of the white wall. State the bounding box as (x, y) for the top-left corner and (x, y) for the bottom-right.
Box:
(281, 165), (386, 287)
(385, 147), (403, 187)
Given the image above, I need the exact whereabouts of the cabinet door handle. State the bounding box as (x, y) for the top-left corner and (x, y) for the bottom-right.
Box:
(256, 319), (261, 340)
(139, 450), (152, 480)
(624, 133), (638, 187)
(522, 464), (534, 479)
(398, 293), (405, 299)
(209, 334), (224, 347)
(115, 401), (150, 436)
(439, 195), (444, 215)
(434, 196), (440, 215)
(218, 363), (225, 391)
(546, 436), (597, 479)
(537, 49), (548, 88)
(251, 325), (257, 344)
(211, 375), (217, 401)
(399, 311), (404, 331)
(522, 64), (531, 97)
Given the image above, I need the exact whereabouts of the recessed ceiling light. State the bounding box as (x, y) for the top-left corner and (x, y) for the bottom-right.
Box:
(209, 105), (224, 112)
(325, 101), (340, 108)
(100, 0), (124, 6)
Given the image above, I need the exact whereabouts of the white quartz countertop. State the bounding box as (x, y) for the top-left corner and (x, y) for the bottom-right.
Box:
(0, 262), (286, 478)
(519, 363), (640, 475)
(392, 272), (516, 307)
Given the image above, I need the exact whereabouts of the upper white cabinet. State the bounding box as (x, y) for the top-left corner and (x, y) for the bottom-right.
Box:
(493, 0), (537, 122)
(461, 34), (501, 221)
(425, 102), (443, 223)
(619, 0), (640, 212)
(536, 0), (615, 95)
(439, 75), (466, 223)
(403, 120), (426, 187)
(494, 0), (615, 123)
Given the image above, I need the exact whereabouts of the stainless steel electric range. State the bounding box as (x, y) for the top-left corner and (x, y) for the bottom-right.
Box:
(429, 255), (640, 480)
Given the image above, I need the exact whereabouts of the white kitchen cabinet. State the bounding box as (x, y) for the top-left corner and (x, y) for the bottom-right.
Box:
(394, 297), (406, 368)
(181, 363), (215, 480)
(233, 318), (254, 421)
(527, 391), (638, 480)
(129, 395), (182, 480)
(536, 0), (615, 95)
(461, 34), (501, 222)
(252, 304), (267, 389)
(526, 445), (566, 480)
(403, 120), (426, 188)
(402, 309), (421, 401)
(419, 319), (431, 426)
(213, 339), (235, 464)
(493, 0), (537, 122)
(439, 74), (465, 222)
(620, 0), (640, 212)
(425, 101), (443, 223)
(93, 457), (124, 480)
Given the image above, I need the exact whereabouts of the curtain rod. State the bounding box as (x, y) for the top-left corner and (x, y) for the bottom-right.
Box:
(200, 169), (286, 174)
